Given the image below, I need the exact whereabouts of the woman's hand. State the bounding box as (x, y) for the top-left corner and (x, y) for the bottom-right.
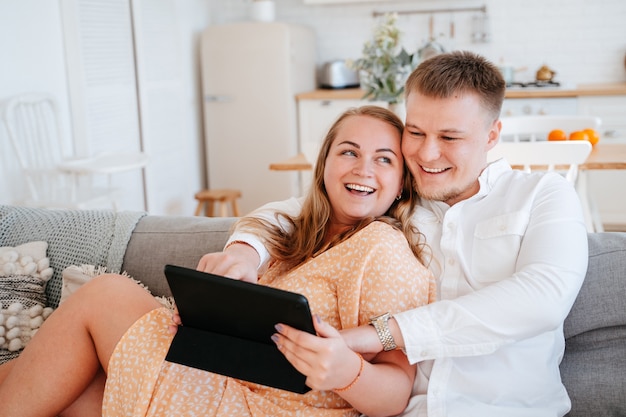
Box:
(197, 243), (260, 283)
(169, 306), (181, 335)
(272, 315), (363, 391)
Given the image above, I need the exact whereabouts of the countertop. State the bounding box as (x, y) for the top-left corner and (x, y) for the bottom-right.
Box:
(296, 82), (626, 100)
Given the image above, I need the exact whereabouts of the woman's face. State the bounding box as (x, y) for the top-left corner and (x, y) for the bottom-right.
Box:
(323, 114), (404, 228)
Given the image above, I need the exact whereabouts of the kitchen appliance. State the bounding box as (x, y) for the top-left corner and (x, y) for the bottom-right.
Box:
(200, 23), (316, 214)
(536, 65), (557, 82)
(319, 60), (359, 89)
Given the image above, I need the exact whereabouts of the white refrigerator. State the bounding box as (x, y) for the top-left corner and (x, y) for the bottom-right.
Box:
(200, 22), (317, 215)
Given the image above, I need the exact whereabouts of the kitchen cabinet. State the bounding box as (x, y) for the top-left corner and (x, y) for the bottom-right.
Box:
(501, 98), (578, 116)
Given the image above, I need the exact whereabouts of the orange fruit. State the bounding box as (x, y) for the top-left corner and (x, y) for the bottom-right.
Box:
(583, 128), (600, 146)
(569, 130), (589, 141)
(548, 129), (567, 141)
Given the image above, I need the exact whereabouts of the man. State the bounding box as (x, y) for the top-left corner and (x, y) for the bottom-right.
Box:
(199, 51), (588, 416)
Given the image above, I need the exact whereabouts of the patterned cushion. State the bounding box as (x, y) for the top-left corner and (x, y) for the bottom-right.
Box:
(0, 241), (54, 364)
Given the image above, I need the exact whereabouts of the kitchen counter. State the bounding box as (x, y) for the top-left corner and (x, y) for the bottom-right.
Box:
(296, 82), (626, 100)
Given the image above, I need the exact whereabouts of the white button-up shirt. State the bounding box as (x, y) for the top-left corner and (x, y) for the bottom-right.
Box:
(228, 159), (589, 417)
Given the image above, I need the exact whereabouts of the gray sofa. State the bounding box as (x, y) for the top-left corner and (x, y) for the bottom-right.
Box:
(1, 209), (625, 416)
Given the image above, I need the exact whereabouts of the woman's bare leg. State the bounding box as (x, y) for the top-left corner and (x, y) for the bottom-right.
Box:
(59, 369), (106, 417)
(0, 273), (162, 417)
(0, 359), (15, 385)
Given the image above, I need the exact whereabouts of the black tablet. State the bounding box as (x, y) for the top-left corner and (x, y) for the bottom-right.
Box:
(163, 264), (315, 393)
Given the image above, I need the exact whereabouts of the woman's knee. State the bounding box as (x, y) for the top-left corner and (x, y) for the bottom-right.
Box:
(68, 273), (160, 316)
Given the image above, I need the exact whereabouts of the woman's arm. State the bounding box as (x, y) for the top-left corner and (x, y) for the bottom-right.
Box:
(274, 317), (415, 417)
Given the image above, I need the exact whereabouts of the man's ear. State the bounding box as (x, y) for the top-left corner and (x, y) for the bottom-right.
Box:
(485, 119), (502, 151)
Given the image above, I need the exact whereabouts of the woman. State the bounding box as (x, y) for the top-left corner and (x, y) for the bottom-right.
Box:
(0, 106), (435, 417)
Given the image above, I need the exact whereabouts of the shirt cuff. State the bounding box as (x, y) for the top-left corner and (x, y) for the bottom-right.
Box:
(225, 232), (270, 270)
(394, 307), (440, 364)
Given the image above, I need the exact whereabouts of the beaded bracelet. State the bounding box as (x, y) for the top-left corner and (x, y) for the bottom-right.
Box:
(333, 352), (364, 393)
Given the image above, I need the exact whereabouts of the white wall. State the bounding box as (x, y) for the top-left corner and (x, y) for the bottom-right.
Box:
(211, 0), (626, 86)
(0, 0), (209, 215)
(0, 0), (72, 201)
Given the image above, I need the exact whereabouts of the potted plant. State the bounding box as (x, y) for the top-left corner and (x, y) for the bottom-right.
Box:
(351, 13), (418, 108)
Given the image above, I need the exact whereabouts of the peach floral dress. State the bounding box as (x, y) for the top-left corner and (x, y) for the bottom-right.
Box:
(102, 221), (435, 417)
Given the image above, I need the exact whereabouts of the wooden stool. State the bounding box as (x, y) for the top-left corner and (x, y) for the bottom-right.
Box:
(194, 189), (241, 217)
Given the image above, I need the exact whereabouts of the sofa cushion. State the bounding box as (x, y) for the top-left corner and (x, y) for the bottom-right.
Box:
(561, 232), (626, 416)
(121, 216), (237, 297)
(564, 232), (626, 339)
(0, 241), (55, 363)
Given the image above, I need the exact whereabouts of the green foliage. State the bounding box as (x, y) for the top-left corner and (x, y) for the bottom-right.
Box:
(350, 14), (418, 104)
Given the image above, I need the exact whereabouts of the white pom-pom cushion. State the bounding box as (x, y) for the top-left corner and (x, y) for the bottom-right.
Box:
(0, 241), (55, 364)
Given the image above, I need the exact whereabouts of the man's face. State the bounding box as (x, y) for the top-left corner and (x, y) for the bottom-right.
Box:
(401, 91), (501, 206)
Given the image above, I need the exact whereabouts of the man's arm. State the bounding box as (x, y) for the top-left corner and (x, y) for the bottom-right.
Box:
(397, 175), (588, 363)
(344, 175), (588, 361)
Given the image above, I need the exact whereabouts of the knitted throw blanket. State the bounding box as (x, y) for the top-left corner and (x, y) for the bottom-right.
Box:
(0, 205), (146, 308)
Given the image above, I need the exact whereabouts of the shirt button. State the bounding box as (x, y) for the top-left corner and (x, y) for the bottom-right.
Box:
(448, 258), (455, 266)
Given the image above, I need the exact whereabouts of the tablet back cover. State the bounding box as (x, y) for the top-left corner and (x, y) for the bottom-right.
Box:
(163, 264), (315, 393)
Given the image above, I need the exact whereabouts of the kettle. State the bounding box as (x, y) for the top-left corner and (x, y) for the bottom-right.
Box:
(536, 65), (556, 82)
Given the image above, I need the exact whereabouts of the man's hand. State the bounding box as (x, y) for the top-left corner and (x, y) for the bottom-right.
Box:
(196, 242), (260, 283)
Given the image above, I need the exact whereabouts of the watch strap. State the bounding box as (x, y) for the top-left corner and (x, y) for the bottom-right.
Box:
(370, 312), (397, 351)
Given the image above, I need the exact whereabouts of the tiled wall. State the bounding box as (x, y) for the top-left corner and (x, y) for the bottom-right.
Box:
(209, 0), (626, 86)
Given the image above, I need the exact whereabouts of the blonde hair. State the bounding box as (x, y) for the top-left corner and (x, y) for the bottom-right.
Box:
(236, 105), (427, 272)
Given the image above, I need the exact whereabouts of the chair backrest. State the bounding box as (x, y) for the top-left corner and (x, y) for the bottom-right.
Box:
(488, 141), (592, 183)
(2, 93), (72, 202)
(500, 115), (602, 142)
(493, 115), (599, 183)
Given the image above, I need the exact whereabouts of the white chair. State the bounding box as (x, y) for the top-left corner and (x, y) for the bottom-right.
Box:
(2, 93), (148, 210)
(488, 141), (592, 183)
(491, 115), (602, 232)
(499, 115), (601, 142)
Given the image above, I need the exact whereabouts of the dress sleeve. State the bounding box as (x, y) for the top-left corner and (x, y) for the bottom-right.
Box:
(336, 222), (435, 328)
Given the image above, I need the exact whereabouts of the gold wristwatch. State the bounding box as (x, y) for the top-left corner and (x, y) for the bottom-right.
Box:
(369, 312), (397, 351)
